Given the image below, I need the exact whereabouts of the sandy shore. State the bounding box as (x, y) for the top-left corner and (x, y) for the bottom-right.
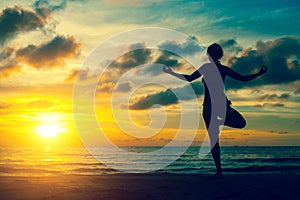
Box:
(0, 173), (299, 200)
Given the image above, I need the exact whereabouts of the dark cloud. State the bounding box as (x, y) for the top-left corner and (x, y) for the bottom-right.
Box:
(127, 36), (300, 109)
(0, 0), (83, 45)
(0, 35), (81, 78)
(253, 104), (263, 108)
(269, 130), (288, 134)
(16, 35), (81, 68)
(97, 82), (114, 93)
(267, 103), (285, 107)
(155, 51), (180, 67)
(129, 89), (178, 110)
(139, 51), (184, 76)
(105, 36), (202, 78)
(110, 43), (152, 71)
(0, 6), (49, 45)
(219, 39), (243, 61)
(0, 64), (21, 79)
(257, 93), (291, 101)
(0, 47), (21, 78)
(65, 67), (89, 82)
(288, 80), (300, 93)
(65, 67), (101, 83)
(33, 0), (67, 17)
(109, 43), (191, 77)
(226, 36), (300, 89)
(0, 47), (15, 59)
(253, 103), (285, 108)
(158, 36), (203, 56)
(115, 81), (133, 93)
(278, 93), (291, 99)
(129, 81), (203, 110)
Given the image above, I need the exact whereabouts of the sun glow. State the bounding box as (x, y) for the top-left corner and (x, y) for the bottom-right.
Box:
(36, 124), (63, 138)
(35, 113), (67, 138)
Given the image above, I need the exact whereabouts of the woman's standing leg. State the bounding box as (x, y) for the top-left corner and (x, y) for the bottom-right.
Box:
(211, 141), (222, 175)
(203, 105), (222, 175)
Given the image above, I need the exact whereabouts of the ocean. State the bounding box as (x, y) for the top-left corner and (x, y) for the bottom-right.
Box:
(1, 146), (300, 176)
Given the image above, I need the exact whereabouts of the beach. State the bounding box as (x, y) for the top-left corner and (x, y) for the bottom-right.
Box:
(1, 173), (299, 200)
(1, 146), (300, 199)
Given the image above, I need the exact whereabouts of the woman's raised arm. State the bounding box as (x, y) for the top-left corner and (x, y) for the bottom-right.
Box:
(226, 65), (267, 82)
(162, 66), (202, 82)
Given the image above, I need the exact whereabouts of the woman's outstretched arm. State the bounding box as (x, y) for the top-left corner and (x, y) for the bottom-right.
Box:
(227, 65), (267, 82)
(162, 66), (202, 82)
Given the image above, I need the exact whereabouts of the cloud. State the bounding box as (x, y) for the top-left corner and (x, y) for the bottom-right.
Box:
(269, 130), (289, 134)
(97, 81), (135, 95)
(253, 103), (285, 108)
(0, 0), (70, 45)
(111, 37), (202, 77)
(108, 42), (192, 76)
(115, 81), (133, 93)
(33, 0), (67, 17)
(227, 36), (300, 89)
(129, 89), (178, 110)
(97, 82), (115, 93)
(0, 35), (81, 78)
(139, 52), (183, 76)
(65, 67), (89, 82)
(218, 38), (243, 61)
(0, 47), (15, 59)
(0, 47), (21, 78)
(0, 0), (84, 45)
(0, 6), (49, 45)
(0, 64), (21, 79)
(126, 36), (300, 109)
(110, 42), (152, 71)
(288, 80), (300, 94)
(129, 81), (203, 110)
(158, 36), (203, 56)
(0, 1), (81, 78)
(16, 35), (81, 68)
(257, 93), (291, 101)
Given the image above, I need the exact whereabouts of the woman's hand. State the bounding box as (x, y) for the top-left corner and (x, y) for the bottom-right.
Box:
(162, 66), (173, 74)
(259, 65), (267, 75)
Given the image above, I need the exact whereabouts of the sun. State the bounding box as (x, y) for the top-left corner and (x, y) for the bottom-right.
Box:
(35, 113), (67, 138)
(36, 124), (62, 138)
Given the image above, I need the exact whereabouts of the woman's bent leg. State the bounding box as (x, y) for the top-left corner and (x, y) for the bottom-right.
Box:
(225, 107), (246, 129)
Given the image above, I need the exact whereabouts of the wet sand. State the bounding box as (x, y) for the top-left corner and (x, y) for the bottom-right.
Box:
(0, 173), (299, 200)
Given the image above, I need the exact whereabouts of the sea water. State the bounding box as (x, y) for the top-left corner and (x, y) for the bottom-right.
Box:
(0, 146), (299, 176)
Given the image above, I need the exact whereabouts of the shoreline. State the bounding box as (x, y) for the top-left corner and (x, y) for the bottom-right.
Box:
(1, 173), (299, 200)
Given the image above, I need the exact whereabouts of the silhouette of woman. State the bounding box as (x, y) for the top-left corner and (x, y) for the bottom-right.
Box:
(163, 43), (267, 176)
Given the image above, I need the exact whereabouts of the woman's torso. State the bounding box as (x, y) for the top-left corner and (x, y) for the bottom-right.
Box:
(202, 62), (229, 107)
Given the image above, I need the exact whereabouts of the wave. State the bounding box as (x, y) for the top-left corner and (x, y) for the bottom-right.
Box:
(231, 157), (300, 163)
(0, 166), (60, 174)
(223, 165), (300, 173)
(71, 167), (117, 173)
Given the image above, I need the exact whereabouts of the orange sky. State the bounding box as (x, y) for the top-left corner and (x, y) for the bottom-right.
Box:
(0, 0), (299, 147)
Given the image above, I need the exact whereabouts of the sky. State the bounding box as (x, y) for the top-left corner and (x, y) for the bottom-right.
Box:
(0, 0), (299, 147)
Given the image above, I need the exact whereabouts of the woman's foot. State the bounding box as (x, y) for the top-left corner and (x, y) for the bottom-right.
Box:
(209, 172), (223, 179)
(215, 171), (222, 177)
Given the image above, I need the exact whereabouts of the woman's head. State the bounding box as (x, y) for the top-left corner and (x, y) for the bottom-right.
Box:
(207, 43), (223, 61)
